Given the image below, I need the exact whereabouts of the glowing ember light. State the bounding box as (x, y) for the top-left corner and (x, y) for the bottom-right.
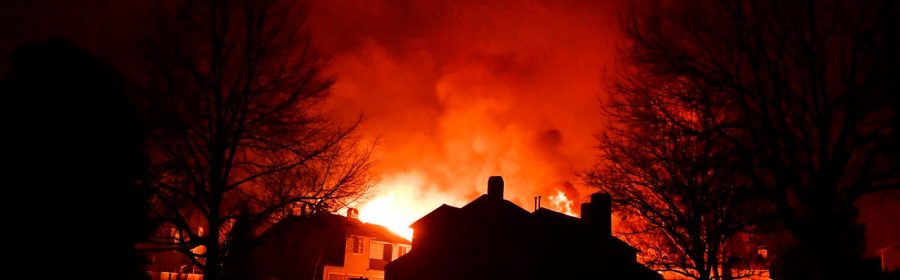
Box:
(356, 172), (464, 241)
(548, 188), (576, 216)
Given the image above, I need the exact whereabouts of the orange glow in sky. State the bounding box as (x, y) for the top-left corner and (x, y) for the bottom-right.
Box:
(312, 0), (623, 240)
(355, 173), (585, 239)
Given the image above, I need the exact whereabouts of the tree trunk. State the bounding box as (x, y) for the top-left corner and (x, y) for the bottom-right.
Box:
(205, 218), (222, 280)
(693, 252), (710, 280)
(206, 191), (223, 280)
(777, 190), (866, 280)
(697, 270), (710, 280)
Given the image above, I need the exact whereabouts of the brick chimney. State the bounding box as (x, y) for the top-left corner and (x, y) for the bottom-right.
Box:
(488, 176), (504, 199)
(581, 192), (611, 235)
(347, 207), (360, 220)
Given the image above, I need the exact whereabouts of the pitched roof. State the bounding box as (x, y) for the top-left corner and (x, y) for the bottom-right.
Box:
(460, 194), (531, 216)
(530, 207), (639, 253)
(411, 195), (534, 230)
(342, 217), (410, 244)
(261, 212), (410, 245)
(410, 204), (459, 229)
(407, 194), (641, 254)
(532, 207), (579, 222)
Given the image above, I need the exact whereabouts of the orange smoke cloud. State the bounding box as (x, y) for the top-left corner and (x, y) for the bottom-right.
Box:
(307, 0), (624, 232)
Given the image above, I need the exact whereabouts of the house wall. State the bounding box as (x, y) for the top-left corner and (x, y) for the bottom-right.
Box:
(323, 235), (410, 280)
(323, 264), (383, 280)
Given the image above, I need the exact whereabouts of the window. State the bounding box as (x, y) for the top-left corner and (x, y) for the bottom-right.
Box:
(351, 237), (364, 254)
(369, 241), (392, 260)
(757, 245), (768, 259)
(170, 227), (180, 239)
(398, 246), (408, 257)
(369, 241), (383, 259)
(383, 243), (392, 261)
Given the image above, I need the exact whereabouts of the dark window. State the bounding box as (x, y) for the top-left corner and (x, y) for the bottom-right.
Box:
(382, 243), (393, 261)
(351, 237), (364, 254)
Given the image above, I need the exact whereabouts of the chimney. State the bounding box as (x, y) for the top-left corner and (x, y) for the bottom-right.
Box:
(488, 176), (504, 199)
(581, 192), (611, 235)
(347, 207), (360, 220)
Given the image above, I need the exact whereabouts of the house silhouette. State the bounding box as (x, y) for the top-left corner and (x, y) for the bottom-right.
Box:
(385, 176), (662, 280)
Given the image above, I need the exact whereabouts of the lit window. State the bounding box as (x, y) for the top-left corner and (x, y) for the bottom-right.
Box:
(351, 237), (364, 254)
(170, 227), (179, 239)
(757, 246), (768, 259)
(369, 241), (384, 259)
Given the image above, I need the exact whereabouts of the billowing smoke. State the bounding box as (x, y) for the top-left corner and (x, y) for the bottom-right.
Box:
(2, 0), (896, 258)
(306, 0), (623, 218)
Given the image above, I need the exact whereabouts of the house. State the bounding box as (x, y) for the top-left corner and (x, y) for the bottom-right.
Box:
(385, 176), (662, 280)
(718, 232), (774, 280)
(246, 209), (411, 280)
(144, 226), (206, 280)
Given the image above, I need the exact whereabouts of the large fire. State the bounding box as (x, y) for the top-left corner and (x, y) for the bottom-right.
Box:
(356, 172), (465, 241)
(548, 188), (576, 216)
(311, 0), (622, 243)
(357, 192), (415, 240)
(356, 173), (584, 239)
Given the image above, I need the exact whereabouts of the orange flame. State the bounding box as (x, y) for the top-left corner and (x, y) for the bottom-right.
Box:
(356, 172), (465, 241)
(316, 0), (619, 242)
(358, 192), (413, 240)
(548, 188), (576, 216)
(359, 179), (585, 240)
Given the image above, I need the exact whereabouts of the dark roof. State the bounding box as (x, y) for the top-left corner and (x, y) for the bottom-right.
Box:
(410, 204), (459, 229)
(261, 212), (410, 245)
(532, 207), (579, 222)
(408, 194), (641, 254)
(342, 217), (410, 244)
(388, 190), (661, 280)
(459, 194), (531, 216)
(531, 207), (639, 254)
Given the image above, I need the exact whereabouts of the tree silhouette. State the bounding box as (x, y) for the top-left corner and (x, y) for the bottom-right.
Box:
(136, 1), (374, 279)
(617, 0), (899, 279)
(2, 39), (153, 279)
(587, 70), (762, 280)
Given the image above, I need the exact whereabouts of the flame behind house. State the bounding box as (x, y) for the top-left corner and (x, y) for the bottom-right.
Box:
(310, 0), (625, 239)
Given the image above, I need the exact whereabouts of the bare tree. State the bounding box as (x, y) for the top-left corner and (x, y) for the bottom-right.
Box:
(587, 70), (760, 280)
(617, 0), (899, 279)
(137, 0), (374, 279)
